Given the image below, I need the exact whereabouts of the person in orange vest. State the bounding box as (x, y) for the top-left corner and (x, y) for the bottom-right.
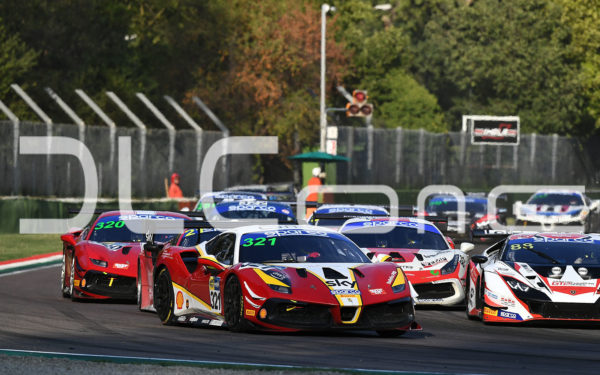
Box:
(168, 173), (183, 198)
(305, 167), (322, 218)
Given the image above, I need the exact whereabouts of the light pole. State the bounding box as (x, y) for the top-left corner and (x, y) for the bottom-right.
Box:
(320, 3), (335, 152)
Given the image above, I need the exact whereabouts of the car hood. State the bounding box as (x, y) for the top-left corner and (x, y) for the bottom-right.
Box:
(81, 241), (143, 273)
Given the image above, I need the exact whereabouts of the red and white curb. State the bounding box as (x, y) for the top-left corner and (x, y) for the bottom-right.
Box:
(0, 252), (62, 275)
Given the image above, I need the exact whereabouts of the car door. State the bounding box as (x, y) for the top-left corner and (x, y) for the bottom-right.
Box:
(187, 233), (235, 314)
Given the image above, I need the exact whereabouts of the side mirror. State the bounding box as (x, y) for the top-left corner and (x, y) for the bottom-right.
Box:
(460, 242), (475, 253)
(590, 200), (600, 211)
(470, 255), (488, 264)
(60, 233), (77, 247)
(143, 242), (164, 257)
(198, 257), (225, 275)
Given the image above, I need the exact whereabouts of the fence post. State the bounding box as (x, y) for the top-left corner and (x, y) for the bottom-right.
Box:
(107, 91), (147, 196)
(0, 100), (20, 195)
(11, 84), (54, 196)
(136, 93), (176, 174)
(164, 95), (204, 177)
(551, 133), (558, 183)
(75, 89), (117, 170)
(395, 127), (403, 186)
(346, 128), (354, 184)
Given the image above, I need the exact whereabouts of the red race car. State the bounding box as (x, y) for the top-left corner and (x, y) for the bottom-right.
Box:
(142, 225), (419, 336)
(137, 220), (221, 311)
(340, 217), (475, 306)
(60, 210), (189, 300)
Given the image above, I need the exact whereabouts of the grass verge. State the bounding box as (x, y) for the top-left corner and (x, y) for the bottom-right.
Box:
(0, 234), (62, 262)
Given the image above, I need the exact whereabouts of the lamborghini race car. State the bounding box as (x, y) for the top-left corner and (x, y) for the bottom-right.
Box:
(147, 225), (419, 335)
(466, 232), (600, 323)
(60, 210), (189, 300)
(513, 190), (600, 232)
(308, 204), (389, 229)
(340, 217), (475, 305)
(137, 220), (221, 311)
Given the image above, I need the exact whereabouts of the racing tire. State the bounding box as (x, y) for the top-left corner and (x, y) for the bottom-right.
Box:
(154, 268), (176, 325)
(376, 330), (406, 338)
(60, 253), (70, 298)
(224, 276), (250, 333)
(136, 261), (143, 311)
(69, 256), (79, 301)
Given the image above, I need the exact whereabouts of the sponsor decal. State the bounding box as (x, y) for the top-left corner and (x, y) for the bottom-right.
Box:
(263, 229), (329, 237)
(422, 259), (446, 268)
(177, 316), (186, 322)
(418, 298), (443, 302)
(550, 280), (595, 287)
(189, 317), (198, 323)
(119, 214), (177, 221)
(269, 271), (286, 281)
(326, 279), (357, 288)
(430, 270), (440, 276)
(331, 289), (361, 295)
(186, 299), (189, 309)
(368, 288), (386, 295)
(387, 271), (397, 285)
(483, 307), (498, 316)
(176, 291), (184, 310)
(326, 207), (375, 214)
(209, 276), (221, 291)
(245, 309), (256, 317)
(485, 290), (499, 300)
(74, 280), (80, 287)
(498, 310), (522, 320)
(228, 204), (276, 212)
(113, 263), (129, 269)
(500, 297), (516, 307)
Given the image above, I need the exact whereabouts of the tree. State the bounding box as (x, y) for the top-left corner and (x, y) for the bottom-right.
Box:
(0, 20), (38, 105)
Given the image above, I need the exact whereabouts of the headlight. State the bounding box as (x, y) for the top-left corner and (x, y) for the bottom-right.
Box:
(268, 284), (292, 294)
(90, 258), (108, 268)
(505, 278), (530, 292)
(440, 255), (460, 275)
(390, 268), (406, 293)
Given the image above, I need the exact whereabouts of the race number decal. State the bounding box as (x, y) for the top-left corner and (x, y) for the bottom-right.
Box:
(209, 276), (221, 311)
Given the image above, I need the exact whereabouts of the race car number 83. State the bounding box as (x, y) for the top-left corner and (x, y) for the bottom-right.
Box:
(510, 243), (533, 250)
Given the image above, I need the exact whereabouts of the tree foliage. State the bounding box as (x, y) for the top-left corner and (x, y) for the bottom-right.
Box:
(0, 0), (597, 150)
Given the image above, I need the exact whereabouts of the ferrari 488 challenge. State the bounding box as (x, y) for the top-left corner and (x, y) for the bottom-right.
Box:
(149, 225), (419, 336)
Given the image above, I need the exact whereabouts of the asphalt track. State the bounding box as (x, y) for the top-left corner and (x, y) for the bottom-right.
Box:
(1, 264), (600, 375)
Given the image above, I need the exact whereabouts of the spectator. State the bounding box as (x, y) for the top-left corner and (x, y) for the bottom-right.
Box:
(306, 167), (322, 202)
(168, 173), (183, 198)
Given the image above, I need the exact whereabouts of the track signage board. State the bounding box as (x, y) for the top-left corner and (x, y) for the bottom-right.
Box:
(464, 115), (520, 145)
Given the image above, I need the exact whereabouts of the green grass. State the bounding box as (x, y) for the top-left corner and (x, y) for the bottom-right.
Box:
(0, 234), (62, 262)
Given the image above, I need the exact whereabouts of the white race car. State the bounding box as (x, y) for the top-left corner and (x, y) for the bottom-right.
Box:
(513, 190), (600, 232)
(340, 217), (475, 306)
(466, 232), (600, 323)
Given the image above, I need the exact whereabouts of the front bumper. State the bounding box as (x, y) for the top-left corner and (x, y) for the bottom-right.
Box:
(256, 297), (416, 331)
(75, 270), (136, 300)
(412, 279), (465, 305)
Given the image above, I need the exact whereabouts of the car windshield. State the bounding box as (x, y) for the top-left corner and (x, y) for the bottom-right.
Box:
(239, 233), (370, 264)
(88, 215), (181, 243)
(426, 199), (487, 216)
(502, 237), (600, 265)
(527, 193), (583, 206)
(344, 226), (448, 250)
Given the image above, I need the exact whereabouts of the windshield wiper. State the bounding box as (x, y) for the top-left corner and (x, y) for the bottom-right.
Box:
(521, 247), (560, 264)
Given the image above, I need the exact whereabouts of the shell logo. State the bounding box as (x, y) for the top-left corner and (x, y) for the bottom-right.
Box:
(176, 291), (184, 309)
